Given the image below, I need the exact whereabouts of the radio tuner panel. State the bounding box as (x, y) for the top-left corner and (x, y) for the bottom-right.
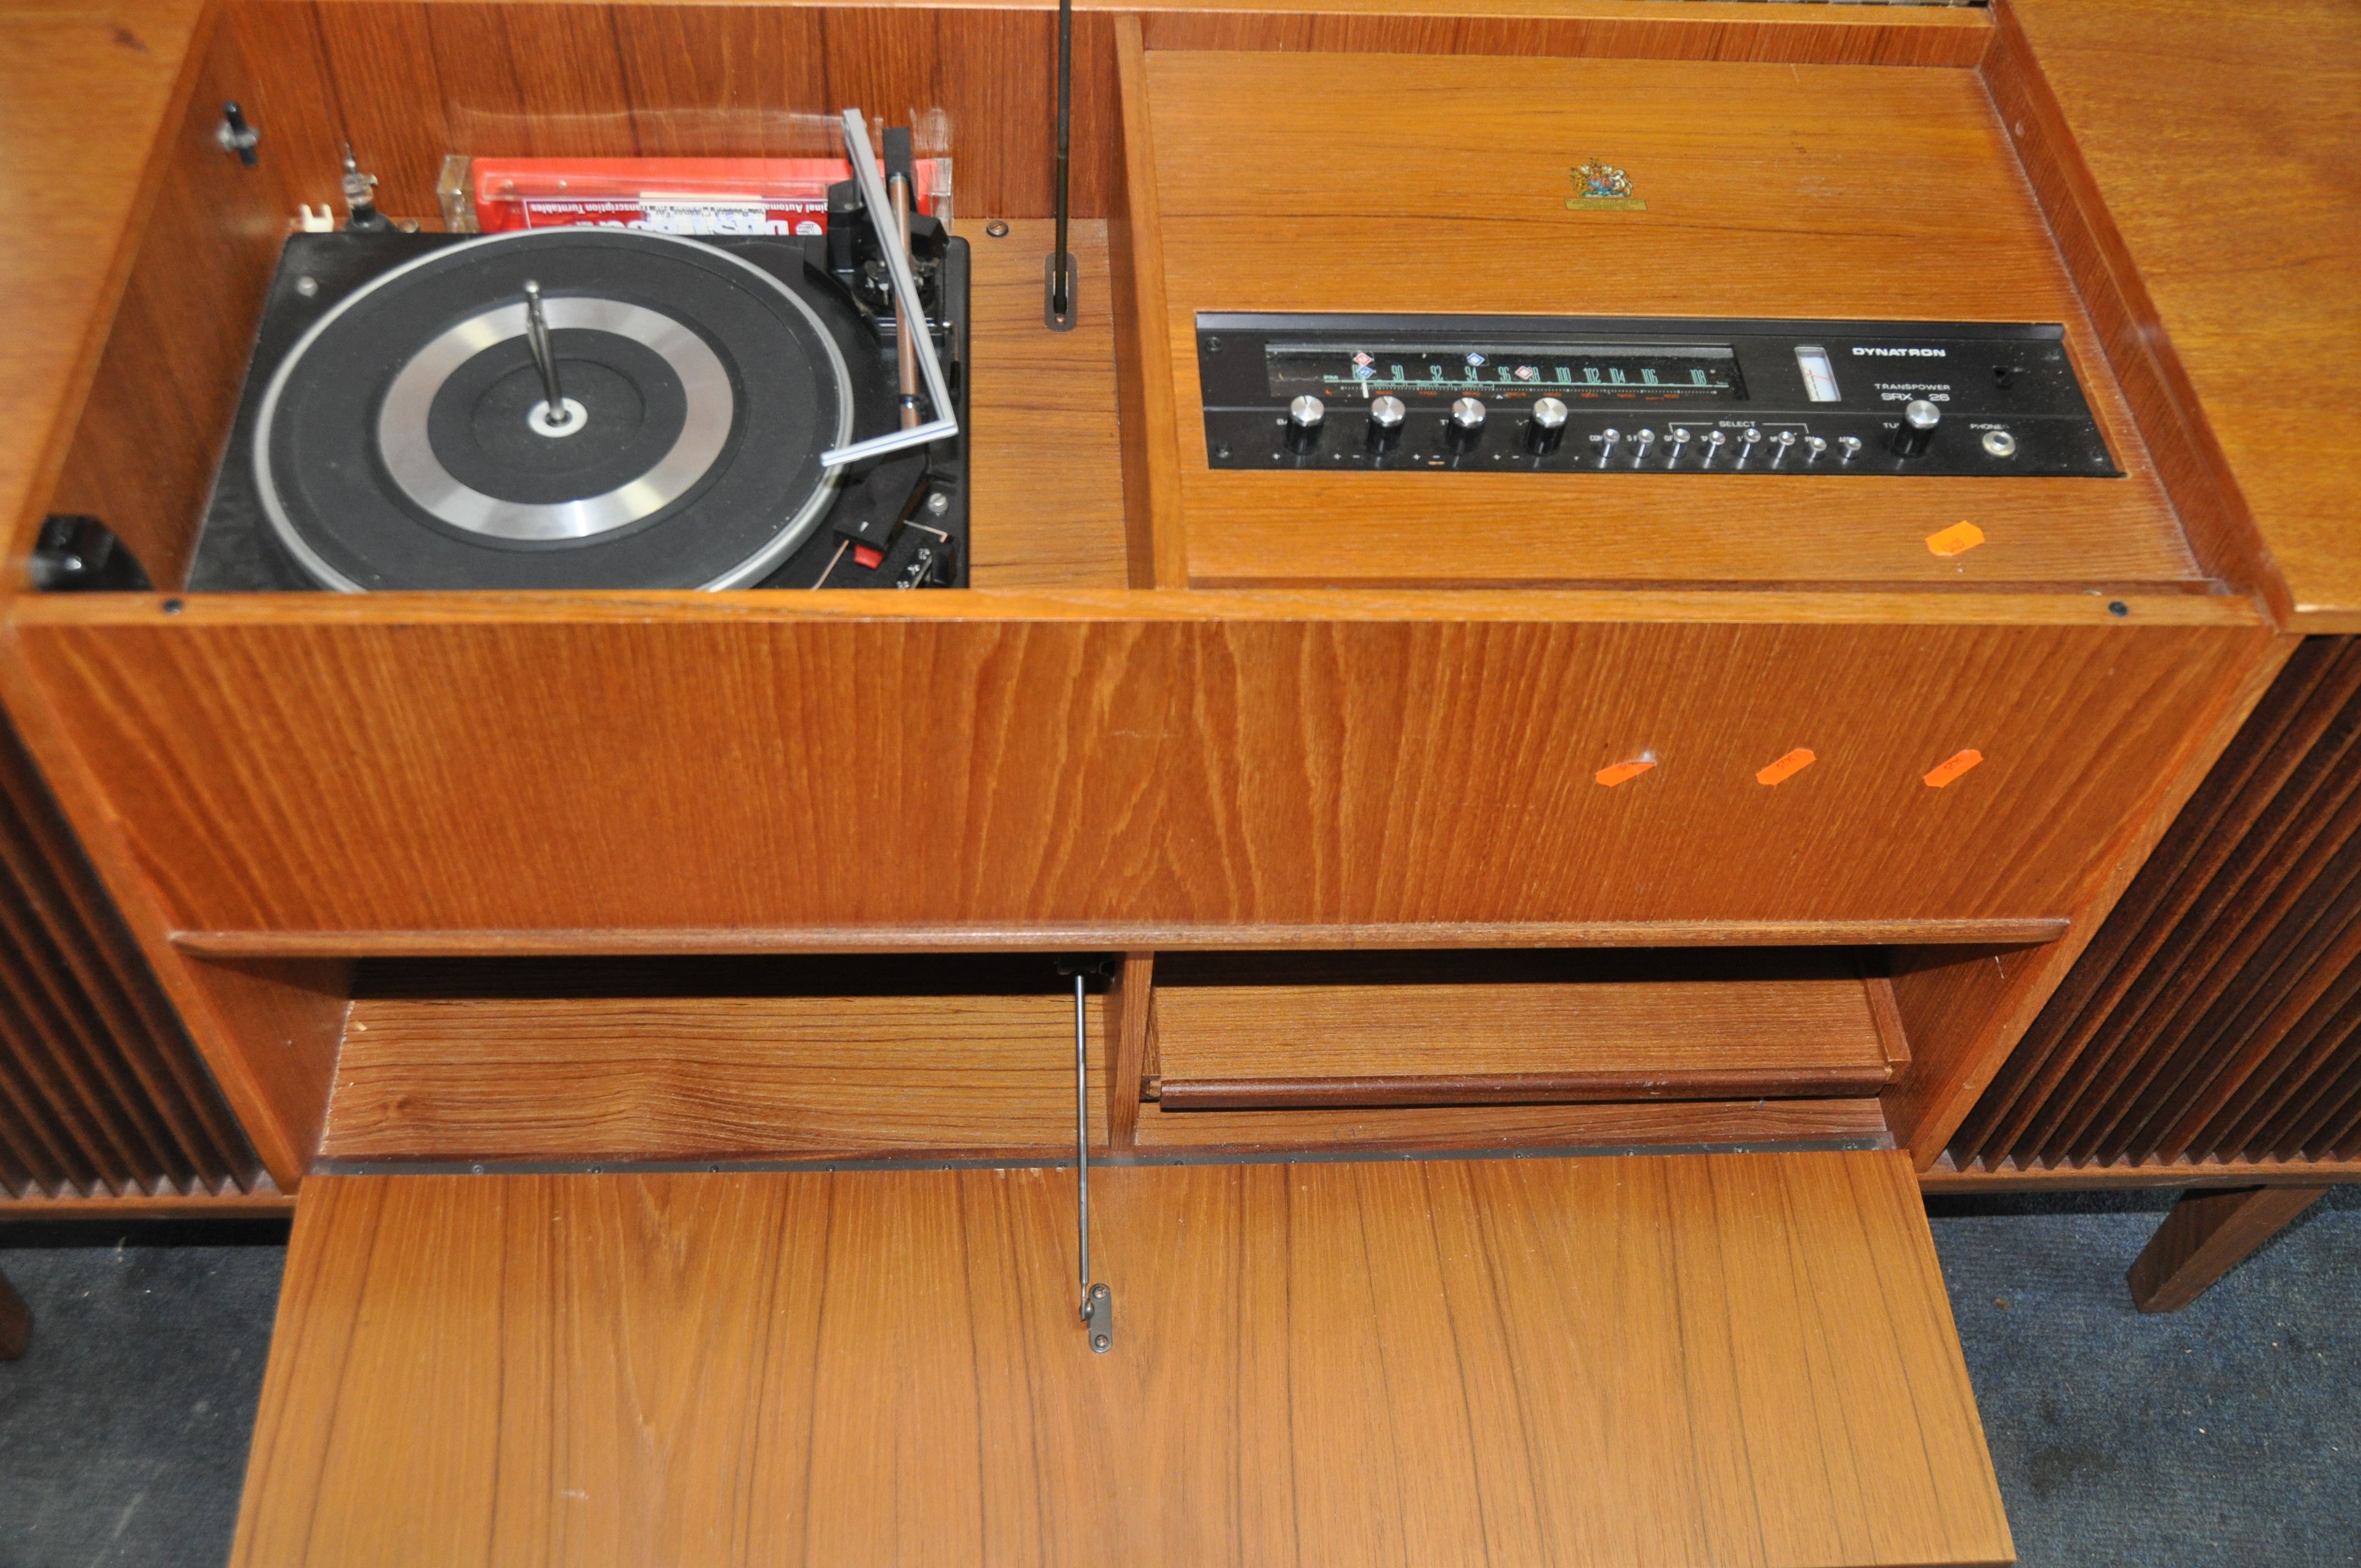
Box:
(1197, 314), (2120, 478)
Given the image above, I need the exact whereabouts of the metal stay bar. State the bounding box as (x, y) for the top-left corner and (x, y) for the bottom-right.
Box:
(1060, 959), (1114, 1353)
(821, 110), (960, 468)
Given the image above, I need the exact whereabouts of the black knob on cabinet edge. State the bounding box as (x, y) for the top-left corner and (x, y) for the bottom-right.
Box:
(1890, 398), (1941, 458)
(1366, 394), (1406, 451)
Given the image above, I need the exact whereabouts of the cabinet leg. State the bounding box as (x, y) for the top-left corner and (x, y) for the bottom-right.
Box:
(2127, 1184), (2331, 1314)
(0, 1266), (28, 1359)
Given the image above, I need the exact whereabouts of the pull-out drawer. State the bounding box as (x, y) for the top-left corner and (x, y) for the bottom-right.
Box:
(1149, 950), (1903, 1110)
(233, 1152), (2010, 1566)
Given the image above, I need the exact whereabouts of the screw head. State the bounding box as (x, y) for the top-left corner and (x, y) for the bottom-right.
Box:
(1092, 1334), (1111, 1352)
(984, 221), (1009, 238)
(926, 490), (951, 515)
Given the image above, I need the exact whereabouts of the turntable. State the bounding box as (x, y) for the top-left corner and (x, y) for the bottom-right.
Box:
(190, 121), (967, 592)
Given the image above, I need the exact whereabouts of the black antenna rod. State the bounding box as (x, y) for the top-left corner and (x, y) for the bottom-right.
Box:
(1045, 0), (1076, 330)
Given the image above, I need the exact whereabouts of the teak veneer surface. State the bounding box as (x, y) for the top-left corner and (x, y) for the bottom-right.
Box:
(234, 1158), (2010, 1567)
(323, 990), (1111, 1163)
(1152, 958), (1891, 1106)
(1125, 1094), (1893, 1153)
(966, 219), (1130, 589)
(0, 0), (208, 586)
(11, 598), (2267, 938)
(2007, 0), (2361, 628)
(1143, 50), (2192, 591)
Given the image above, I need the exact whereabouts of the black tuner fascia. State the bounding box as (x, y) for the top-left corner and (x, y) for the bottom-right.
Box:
(1195, 313), (2124, 478)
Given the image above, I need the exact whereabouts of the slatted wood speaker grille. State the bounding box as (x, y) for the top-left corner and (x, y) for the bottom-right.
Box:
(1954, 636), (2361, 1173)
(0, 707), (259, 1197)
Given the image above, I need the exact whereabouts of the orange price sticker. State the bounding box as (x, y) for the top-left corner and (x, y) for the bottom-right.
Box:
(1595, 759), (1656, 787)
(1923, 749), (1984, 788)
(1755, 748), (1817, 786)
(1926, 521), (1985, 558)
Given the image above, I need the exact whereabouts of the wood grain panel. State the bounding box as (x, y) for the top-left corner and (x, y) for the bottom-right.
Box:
(965, 219), (1130, 589)
(1976, 0), (2277, 613)
(1136, 0), (1990, 67)
(323, 989), (1109, 1163)
(2004, 0), (2361, 627)
(1952, 637), (2361, 1175)
(1108, 13), (1186, 586)
(233, 1156), (2009, 1567)
(1141, 50), (2192, 589)
(1104, 949), (1154, 1146)
(0, 0), (210, 580)
(10, 594), (2269, 940)
(1152, 950), (1890, 1107)
(43, 38), (281, 594)
(1130, 1096), (1890, 1154)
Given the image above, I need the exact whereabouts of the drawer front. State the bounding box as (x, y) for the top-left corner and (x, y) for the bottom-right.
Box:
(1149, 949), (1900, 1110)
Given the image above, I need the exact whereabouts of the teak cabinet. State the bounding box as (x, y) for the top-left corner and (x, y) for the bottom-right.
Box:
(0, 0), (2342, 1561)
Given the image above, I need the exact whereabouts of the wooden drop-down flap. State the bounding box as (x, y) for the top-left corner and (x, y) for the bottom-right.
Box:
(233, 1152), (2011, 1566)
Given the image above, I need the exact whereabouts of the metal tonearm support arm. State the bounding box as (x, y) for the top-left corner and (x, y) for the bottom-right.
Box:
(820, 110), (960, 469)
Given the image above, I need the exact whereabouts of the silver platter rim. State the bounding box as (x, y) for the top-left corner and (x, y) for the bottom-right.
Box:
(252, 228), (855, 593)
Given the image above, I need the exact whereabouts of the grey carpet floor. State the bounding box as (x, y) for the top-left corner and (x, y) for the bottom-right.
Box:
(2, 1193), (2355, 1567)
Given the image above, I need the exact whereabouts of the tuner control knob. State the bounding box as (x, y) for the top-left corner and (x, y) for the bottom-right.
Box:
(1367, 394), (1406, 451)
(1525, 396), (1568, 454)
(1448, 396), (1486, 450)
(1890, 398), (1940, 458)
(1286, 394), (1325, 453)
(1701, 429), (1728, 467)
(1737, 427), (1762, 465)
(1837, 435), (1863, 464)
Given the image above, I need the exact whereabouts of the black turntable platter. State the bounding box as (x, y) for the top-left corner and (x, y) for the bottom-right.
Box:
(251, 228), (854, 591)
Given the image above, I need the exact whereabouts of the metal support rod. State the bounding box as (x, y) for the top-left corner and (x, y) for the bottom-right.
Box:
(821, 111), (960, 467)
(1051, 0), (1074, 316)
(520, 280), (571, 428)
(1073, 970), (1090, 1310)
(1062, 960), (1113, 1352)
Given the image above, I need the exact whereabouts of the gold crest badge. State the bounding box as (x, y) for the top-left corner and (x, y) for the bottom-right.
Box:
(1567, 160), (1646, 212)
